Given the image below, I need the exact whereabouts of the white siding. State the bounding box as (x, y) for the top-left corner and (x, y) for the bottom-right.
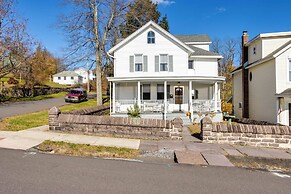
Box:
(248, 59), (277, 123)
(53, 76), (81, 85)
(114, 27), (218, 78)
(248, 39), (262, 64)
(262, 37), (291, 58)
(275, 47), (291, 94)
(232, 71), (243, 119)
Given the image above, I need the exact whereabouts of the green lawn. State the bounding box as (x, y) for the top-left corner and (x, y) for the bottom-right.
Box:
(0, 99), (98, 131)
(37, 140), (139, 159)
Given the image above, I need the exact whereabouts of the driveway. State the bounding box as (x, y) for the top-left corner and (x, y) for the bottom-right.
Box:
(0, 93), (96, 119)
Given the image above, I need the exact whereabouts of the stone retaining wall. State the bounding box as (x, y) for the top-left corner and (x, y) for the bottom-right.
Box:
(49, 106), (182, 140)
(201, 117), (291, 149)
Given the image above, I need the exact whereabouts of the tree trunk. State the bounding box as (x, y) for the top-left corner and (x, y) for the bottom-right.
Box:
(96, 51), (102, 105)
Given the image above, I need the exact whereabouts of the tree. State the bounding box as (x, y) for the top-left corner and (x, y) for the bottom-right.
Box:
(120, 0), (169, 38)
(159, 15), (169, 31)
(211, 38), (240, 113)
(0, 0), (31, 78)
(60, 0), (128, 106)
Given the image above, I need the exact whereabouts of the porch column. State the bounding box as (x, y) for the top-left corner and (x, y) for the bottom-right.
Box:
(137, 81), (141, 107)
(112, 82), (116, 113)
(214, 82), (218, 112)
(109, 82), (112, 115)
(164, 81), (167, 119)
(218, 83), (221, 111)
(189, 80), (193, 114)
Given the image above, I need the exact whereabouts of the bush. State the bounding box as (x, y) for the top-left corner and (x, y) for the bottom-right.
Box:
(127, 104), (141, 118)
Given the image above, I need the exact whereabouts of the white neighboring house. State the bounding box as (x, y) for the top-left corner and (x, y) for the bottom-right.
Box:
(107, 21), (224, 120)
(232, 31), (291, 125)
(53, 71), (83, 86)
(74, 67), (96, 84)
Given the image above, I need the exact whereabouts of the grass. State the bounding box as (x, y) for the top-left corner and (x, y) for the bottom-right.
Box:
(0, 99), (98, 131)
(227, 155), (291, 172)
(37, 140), (139, 159)
(188, 124), (201, 135)
(43, 81), (70, 88)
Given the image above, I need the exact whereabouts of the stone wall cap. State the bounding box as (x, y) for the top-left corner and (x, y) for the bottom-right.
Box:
(201, 116), (212, 124)
(49, 106), (61, 115)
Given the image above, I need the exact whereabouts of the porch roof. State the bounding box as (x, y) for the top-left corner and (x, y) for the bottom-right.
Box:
(107, 76), (225, 82)
(276, 88), (291, 97)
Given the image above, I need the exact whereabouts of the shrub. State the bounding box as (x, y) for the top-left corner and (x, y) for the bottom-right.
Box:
(127, 104), (141, 118)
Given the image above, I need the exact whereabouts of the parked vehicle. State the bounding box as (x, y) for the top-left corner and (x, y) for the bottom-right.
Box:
(65, 88), (87, 103)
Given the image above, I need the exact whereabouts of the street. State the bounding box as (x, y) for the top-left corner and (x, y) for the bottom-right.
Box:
(0, 94), (96, 119)
(0, 148), (290, 194)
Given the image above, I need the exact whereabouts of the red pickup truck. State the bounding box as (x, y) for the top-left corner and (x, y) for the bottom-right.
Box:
(65, 88), (87, 103)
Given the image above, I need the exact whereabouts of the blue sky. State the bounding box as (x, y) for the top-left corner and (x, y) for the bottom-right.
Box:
(16, 0), (291, 58)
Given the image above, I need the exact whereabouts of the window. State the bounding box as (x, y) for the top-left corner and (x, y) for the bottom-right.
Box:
(157, 84), (170, 100)
(160, 54), (168, 71)
(71, 77), (74, 80)
(289, 60), (291, 81)
(249, 72), (252, 81)
(142, 84), (150, 100)
(135, 54), (143, 71)
(253, 46), (256, 55)
(147, 31), (155, 44)
(188, 60), (193, 69)
(192, 89), (198, 99)
(239, 102), (242, 109)
(64, 76), (66, 80)
(58, 77), (61, 80)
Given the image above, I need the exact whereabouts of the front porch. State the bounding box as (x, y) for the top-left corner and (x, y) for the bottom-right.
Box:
(109, 78), (223, 121)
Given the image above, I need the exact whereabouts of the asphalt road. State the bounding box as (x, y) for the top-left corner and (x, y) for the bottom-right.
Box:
(0, 94), (96, 119)
(0, 148), (290, 194)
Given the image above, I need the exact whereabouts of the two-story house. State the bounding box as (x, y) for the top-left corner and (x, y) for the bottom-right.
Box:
(232, 31), (291, 125)
(107, 21), (224, 121)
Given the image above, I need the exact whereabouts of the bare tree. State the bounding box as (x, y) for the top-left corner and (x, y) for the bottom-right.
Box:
(0, 0), (31, 78)
(60, 0), (128, 105)
(211, 38), (240, 113)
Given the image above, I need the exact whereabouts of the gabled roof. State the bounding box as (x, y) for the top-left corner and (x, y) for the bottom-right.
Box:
(246, 40), (291, 69)
(174, 35), (211, 43)
(53, 71), (81, 77)
(189, 45), (221, 57)
(246, 31), (291, 46)
(108, 21), (194, 54)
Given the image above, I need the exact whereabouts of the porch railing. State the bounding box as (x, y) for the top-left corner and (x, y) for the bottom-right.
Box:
(114, 100), (166, 113)
(192, 100), (221, 113)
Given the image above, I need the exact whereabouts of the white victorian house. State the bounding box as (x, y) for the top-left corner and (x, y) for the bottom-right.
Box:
(107, 21), (224, 121)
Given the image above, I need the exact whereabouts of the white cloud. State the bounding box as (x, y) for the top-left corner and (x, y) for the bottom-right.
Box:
(216, 7), (226, 13)
(151, 0), (175, 5)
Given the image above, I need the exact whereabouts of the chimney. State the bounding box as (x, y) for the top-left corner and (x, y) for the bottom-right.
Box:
(241, 31), (249, 118)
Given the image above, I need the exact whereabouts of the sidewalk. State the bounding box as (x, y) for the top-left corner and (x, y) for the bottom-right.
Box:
(139, 126), (291, 167)
(0, 126), (140, 150)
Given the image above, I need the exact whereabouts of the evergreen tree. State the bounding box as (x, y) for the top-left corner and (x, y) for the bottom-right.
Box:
(159, 15), (169, 31)
(120, 0), (169, 38)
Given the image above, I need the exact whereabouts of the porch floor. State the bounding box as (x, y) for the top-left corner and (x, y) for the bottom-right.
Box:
(111, 112), (223, 125)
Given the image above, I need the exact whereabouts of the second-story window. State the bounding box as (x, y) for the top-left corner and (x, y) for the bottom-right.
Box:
(253, 46), (256, 55)
(147, 31), (155, 44)
(135, 54), (143, 71)
(160, 54), (168, 71)
(188, 60), (193, 69)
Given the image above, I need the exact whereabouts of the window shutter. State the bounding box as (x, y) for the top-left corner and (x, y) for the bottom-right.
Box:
(143, 55), (148, 72)
(129, 55), (134, 72)
(169, 55), (173, 72)
(155, 55), (159, 72)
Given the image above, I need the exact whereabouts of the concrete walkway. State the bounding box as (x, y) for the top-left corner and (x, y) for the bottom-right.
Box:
(139, 126), (291, 167)
(0, 126), (140, 150)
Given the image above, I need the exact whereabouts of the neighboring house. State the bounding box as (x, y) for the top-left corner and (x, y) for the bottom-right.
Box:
(107, 21), (224, 120)
(232, 31), (291, 125)
(74, 67), (96, 84)
(53, 71), (83, 86)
